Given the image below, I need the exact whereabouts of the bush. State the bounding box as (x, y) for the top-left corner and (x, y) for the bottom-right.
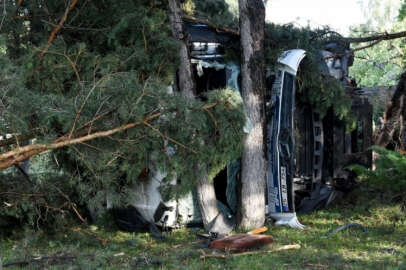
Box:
(349, 146), (406, 194)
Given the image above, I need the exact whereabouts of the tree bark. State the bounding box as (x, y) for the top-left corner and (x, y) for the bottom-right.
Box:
(375, 71), (406, 150)
(238, 0), (266, 230)
(168, 0), (231, 233)
(168, 0), (195, 100)
(195, 164), (223, 231)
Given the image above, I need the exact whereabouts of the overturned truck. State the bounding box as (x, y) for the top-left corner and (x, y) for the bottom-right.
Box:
(116, 21), (373, 231)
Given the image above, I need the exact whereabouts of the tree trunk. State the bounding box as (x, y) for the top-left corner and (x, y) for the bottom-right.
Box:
(168, 0), (232, 233)
(168, 0), (195, 100)
(238, 0), (266, 230)
(195, 164), (228, 232)
(375, 71), (406, 150)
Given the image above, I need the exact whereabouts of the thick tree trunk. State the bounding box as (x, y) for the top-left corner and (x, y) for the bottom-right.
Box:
(238, 0), (266, 230)
(195, 165), (219, 227)
(168, 0), (195, 100)
(375, 71), (406, 150)
(168, 0), (231, 233)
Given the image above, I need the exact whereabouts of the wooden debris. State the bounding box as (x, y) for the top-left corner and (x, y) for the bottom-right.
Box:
(200, 244), (301, 259)
(209, 234), (273, 252)
(247, 226), (268, 235)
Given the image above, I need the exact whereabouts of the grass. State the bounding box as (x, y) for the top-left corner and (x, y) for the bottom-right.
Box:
(1, 186), (406, 269)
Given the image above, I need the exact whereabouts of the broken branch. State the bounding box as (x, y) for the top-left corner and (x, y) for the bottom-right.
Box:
(182, 15), (239, 36)
(142, 120), (198, 154)
(200, 244), (301, 259)
(0, 112), (161, 170)
(38, 0), (80, 62)
(352, 39), (383, 53)
(342, 30), (406, 44)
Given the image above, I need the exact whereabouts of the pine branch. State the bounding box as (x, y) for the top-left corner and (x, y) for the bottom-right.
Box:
(41, 19), (110, 32)
(342, 30), (406, 44)
(180, 17), (406, 44)
(0, 99), (220, 170)
(0, 112), (161, 170)
(142, 120), (198, 154)
(182, 14), (239, 36)
(38, 0), (80, 62)
(352, 39), (383, 52)
(324, 39), (388, 59)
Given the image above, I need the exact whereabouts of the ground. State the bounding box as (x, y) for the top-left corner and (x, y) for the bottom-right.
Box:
(1, 186), (406, 269)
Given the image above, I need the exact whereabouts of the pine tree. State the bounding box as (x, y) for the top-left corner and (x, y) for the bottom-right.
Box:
(0, 0), (245, 226)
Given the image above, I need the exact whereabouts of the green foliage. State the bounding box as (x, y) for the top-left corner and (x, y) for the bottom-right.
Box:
(350, 146), (406, 193)
(183, 0), (238, 27)
(350, 0), (405, 87)
(349, 40), (403, 87)
(264, 24), (341, 70)
(349, 0), (406, 126)
(0, 0), (245, 227)
(265, 23), (352, 119)
(0, 173), (77, 229)
(299, 68), (353, 121)
(399, 0), (406, 19)
(1, 68), (246, 222)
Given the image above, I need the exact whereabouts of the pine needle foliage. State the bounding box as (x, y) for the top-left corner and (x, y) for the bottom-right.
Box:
(0, 0), (245, 227)
(182, 0), (238, 27)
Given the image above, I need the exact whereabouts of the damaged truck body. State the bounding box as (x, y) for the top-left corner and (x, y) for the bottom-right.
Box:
(115, 21), (373, 232)
(267, 47), (372, 227)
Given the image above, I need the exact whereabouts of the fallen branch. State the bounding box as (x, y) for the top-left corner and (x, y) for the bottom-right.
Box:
(352, 39), (383, 53)
(182, 14), (239, 36)
(0, 101), (220, 170)
(200, 244), (301, 259)
(0, 112), (161, 170)
(180, 17), (406, 45)
(41, 19), (110, 32)
(320, 30), (406, 58)
(142, 120), (197, 154)
(0, 107), (118, 149)
(38, 0), (80, 62)
(343, 30), (406, 44)
(323, 39), (386, 60)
